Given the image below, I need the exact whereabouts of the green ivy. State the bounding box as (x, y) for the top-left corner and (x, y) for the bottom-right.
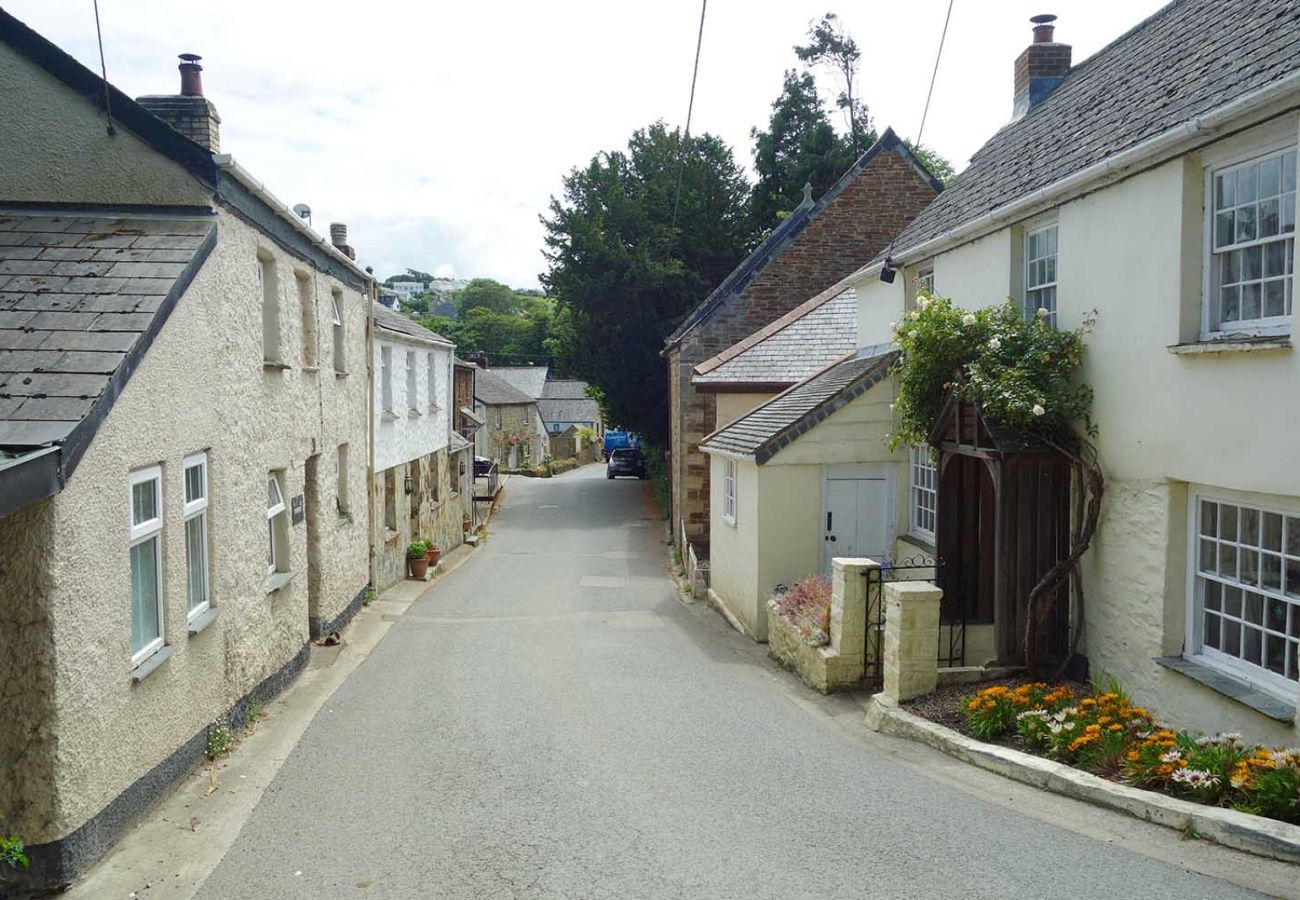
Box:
(0, 829), (28, 879)
(888, 296), (1097, 451)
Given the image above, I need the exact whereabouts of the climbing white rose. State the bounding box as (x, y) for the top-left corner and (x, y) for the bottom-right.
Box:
(917, 297), (930, 310)
(908, 330), (918, 338)
(962, 313), (977, 326)
(889, 322), (898, 332)
(988, 337), (1002, 350)
(1036, 307), (1049, 319)
(1032, 404), (1046, 416)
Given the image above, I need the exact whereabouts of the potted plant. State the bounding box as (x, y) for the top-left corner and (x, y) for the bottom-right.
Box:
(407, 540), (429, 579)
(425, 541), (441, 567)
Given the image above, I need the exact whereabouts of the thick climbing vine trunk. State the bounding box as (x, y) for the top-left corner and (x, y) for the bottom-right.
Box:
(1023, 439), (1105, 676)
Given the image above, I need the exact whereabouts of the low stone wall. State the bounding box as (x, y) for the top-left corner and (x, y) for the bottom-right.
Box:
(766, 559), (874, 693)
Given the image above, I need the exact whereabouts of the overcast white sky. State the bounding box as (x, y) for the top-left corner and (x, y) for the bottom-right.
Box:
(11, 1), (1168, 289)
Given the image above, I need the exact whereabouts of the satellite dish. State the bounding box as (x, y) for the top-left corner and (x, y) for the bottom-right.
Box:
(292, 203), (311, 220)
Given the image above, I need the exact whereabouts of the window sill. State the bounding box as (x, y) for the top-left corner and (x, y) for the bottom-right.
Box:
(263, 361), (291, 371)
(301, 365), (320, 374)
(337, 510), (353, 524)
(335, 370), (349, 378)
(131, 645), (174, 683)
(188, 607), (220, 636)
(1168, 335), (1291, 355)
(408, 409), (422, 418)
(384, 528), (399, 544)
(901, 533), (938, 555)
(1156, 655), (1297, 722)
(722, 515), (736, 528)
(380, 410), (397, 423)
(265, 570), (296, 595)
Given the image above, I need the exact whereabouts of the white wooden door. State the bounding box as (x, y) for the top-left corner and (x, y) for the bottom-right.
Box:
(821, 467), (893, 574)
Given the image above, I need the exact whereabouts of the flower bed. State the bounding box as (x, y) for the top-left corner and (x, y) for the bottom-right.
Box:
(771, 575), (831, 646)
(958, 681), (1300, 825)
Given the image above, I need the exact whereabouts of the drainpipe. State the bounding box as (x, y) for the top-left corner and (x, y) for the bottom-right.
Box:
(366, 289), (377, 591)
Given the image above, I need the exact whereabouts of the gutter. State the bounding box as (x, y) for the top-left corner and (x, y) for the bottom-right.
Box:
(852, 70), (1300, 276)
(212, 154), (373, 283)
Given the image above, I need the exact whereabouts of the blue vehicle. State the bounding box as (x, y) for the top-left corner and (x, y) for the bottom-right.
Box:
(602, 430), (640, 460)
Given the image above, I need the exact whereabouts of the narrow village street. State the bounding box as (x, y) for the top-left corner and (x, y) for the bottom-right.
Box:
(181, 467), (1276, 900)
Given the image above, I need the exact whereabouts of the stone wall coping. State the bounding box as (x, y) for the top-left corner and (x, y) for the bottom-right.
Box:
(831, 557), (881, 571)
(883, 580), (943, 600)
(864, 698), (1300, 865)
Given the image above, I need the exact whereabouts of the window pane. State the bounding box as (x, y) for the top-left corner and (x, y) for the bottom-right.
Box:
(1220, 504), (1238, 540)
(1289, 643), (1298, 682)
(1200, 501), (1217, 536)
(1199, 539), (1217, 574)
(1282, 194), (1296, 233)
(186, 515), (207, 611)
(1236, 204), (1257, 242)
(1265, 634), (1287, 675)
(1219, 543), (1238, 578)
(1215, 211), (1234, 249)
(1285, 152), (1297, 192)
(1260, 157), (1282, 197)
(1204, 612), (1221, 648)
(1243, 626), (1263, 666)
(1204, 579), (1221, 611)
(185, 464), (204, 504)
(1216, 173), (1235, 208)
(1264, 242), (1287, 277)
(132, 480), (157, 525)
(1242, 245), (1262, 280)
(1224, 585), (1242, 618)
(1238, 165), (1258, 203)
(1287, 517), (1300, 556)
(1266, 597), (1288, 633)
(268, 519), (276, 569)
(1241, 508), (1260, 545)
(1241, 282), (1262, 320)
(1220, 285), (1240, 322)
(1259, 198), (1280, 237)
(1263, 512), (1283, 551)
(1264, 279), (1287, 318)
(1244, 590), (1264, 625)
(130, 538), (160, 654)
(1263, 553), (1283, 591)
(1241, 548), (1260, 586)
(1224, 619), (1241, 655)
(1286, 559), (1300, 600)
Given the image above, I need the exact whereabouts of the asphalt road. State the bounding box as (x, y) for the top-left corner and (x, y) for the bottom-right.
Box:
(193, 465), (1268, 900)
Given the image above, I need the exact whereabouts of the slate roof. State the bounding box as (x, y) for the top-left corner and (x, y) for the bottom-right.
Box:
(692, 284), (856, 389)
(538, 397), (599, 425)
(0, 208), (216, 454)
(540, 379), (591, 400)
(700, 346), (897, 464)
(487, 365), (549, 399)
(667, 128), (942, 348)
(372, 303), (452, 345)
(474, 368), (534, 405)
(870, 0), (1300, 267)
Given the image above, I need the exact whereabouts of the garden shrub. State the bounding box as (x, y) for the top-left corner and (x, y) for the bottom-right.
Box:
(773, 576), (833, 646)
(962, 681), (1300, 824)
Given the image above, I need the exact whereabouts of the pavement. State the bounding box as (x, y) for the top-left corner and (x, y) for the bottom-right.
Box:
(93, 464), (1299, 899)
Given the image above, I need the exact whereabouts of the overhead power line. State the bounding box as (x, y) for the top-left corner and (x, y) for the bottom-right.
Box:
(671, 0), (709, 227)
(93, 0), (117, 135)
(915, 0), (955, 149)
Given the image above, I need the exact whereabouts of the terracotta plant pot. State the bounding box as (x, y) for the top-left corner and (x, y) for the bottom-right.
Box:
(426, 547), (441, 566)
(408, 556), (429, 579)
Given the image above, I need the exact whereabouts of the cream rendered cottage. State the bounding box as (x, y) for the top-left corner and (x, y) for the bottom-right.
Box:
(710, 1), (1300, 744)
(0, 13), (373, 890)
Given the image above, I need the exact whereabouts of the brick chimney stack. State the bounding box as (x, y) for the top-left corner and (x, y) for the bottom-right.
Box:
(137, 54), (222, 151)
(329, 223), (356, 260)
(1013, 15), (1071, 120)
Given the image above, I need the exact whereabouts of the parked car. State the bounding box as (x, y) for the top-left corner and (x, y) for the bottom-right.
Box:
(473, 455), (494, 477)
(607, 447), (647, 480)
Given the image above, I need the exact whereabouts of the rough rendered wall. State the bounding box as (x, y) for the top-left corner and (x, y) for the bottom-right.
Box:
(0, 502), (58, 841)
(0, 44), (209, 207)
(372, 447), (465, 592)
(670, 147), (938, 552)
(32, 209), (370, 847)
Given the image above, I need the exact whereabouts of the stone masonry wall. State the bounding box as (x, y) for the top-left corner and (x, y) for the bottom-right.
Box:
(670, 147), (939, 551)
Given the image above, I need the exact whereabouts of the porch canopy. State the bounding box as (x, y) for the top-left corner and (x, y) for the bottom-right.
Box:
(927, 393), (1074, 667)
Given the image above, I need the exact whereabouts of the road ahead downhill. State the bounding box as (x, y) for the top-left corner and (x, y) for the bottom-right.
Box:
(194, 466), (1269, 900)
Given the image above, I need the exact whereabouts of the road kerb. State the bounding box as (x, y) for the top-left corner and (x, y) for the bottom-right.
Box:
(863, 697), (1300, 865)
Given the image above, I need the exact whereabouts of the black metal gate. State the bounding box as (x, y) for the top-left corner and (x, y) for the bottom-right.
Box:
(862, 555), (960, 691)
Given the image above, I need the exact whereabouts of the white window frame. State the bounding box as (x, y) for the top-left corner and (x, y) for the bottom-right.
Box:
(380, 345), (393, 413)
(336, 443), (350, 515)
(182, 452), (210, 622)
(129, 465), (165, 666)
(267, 471), (288, 575)
(1185, 491), (1300, 700)
(427, 352), (439, 412)
(406, 349), (418, 414)
(1023, 224), (1058, 328)
(908, 445), (937, 543)
(722, 458), (737, 525)
(1202, 143), (1296, 339)
(917, 267), (934, 296)
(259, 253), (281, 364)
(331, 289), (346, 374)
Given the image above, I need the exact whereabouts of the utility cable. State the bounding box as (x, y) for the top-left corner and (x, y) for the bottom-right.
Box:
(915, 0), (954, 150)
(671, 0), (708, 228)
(93, 0), (117, 135)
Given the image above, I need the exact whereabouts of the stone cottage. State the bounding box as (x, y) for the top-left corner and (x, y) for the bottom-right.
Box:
(0, 14), (372, 890)
(370, 304), (469, 591)
(473, 366), (548, 468)
(663, 129), (942, 562)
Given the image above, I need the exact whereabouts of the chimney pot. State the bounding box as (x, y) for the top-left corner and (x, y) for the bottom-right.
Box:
(178, 53), (204, 97)
(329, 223), (348, 248)
(1030, 13), (1057, 43)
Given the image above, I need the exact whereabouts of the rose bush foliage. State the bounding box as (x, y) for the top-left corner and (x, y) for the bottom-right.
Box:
(888, 295), (1097, 451)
